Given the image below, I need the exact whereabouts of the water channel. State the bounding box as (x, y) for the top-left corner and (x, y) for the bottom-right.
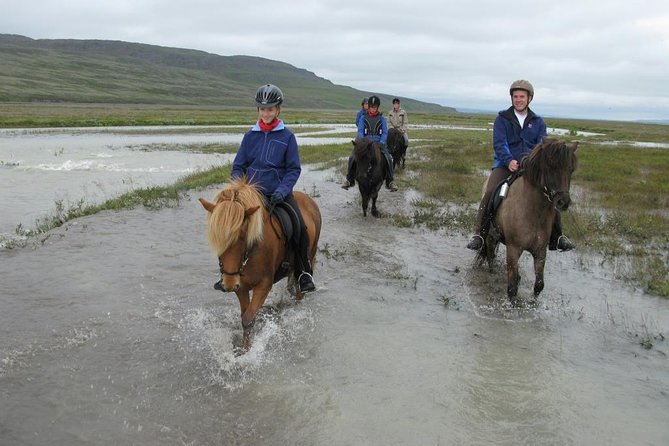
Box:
(0, 125), (667, 445)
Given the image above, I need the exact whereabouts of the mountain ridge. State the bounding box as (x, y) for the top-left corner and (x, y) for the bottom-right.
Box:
(0, 34), (454, 113)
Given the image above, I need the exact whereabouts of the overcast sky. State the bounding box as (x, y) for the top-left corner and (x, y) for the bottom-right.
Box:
(2, 0), (668, 121)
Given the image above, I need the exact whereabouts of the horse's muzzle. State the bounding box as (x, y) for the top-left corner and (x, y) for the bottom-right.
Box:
(214, 280), (239, 292)
(554, 193), (571, 211)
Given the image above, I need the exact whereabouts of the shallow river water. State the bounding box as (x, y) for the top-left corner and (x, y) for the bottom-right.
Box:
(1, 127), (668, 446)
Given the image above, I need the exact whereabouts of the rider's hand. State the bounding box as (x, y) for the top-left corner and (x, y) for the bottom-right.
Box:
(269, 191), (284, 205)
(508, 160), (519, 172)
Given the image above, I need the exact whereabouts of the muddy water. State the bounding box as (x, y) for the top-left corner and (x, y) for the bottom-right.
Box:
(1, 161), (667, 445)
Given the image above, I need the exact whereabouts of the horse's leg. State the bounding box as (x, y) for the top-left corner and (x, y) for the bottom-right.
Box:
(505, 245), (522, 304)
(532, 248), (547, 298)
(371, 192), (379, 217)
(234, 288), (251, 351)
(239, 282), (272, 351)
(485, 236), (496, 270)
(361, 192), (369, 217)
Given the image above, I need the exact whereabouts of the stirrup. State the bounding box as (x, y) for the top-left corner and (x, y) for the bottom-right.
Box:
(298, 272), (316, 293)
(466, 234), (484, 250)
(556, 235), (575, 252)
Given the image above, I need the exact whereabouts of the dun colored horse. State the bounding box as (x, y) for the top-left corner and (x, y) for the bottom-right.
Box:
(477, 139), (578, 303)
(352, 138), (387, 217)
(199, 178), (321, 351)
(387, 128), (408, 169)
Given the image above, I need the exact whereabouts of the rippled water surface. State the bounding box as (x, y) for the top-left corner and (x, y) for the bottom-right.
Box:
(0, 126), (352, 238)
(1, 127), (667, 445)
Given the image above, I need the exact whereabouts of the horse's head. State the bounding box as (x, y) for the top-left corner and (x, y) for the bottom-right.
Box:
(524, 139), (578, 211)
(199, 179), (265, 292)
(352, 138), (381, 177)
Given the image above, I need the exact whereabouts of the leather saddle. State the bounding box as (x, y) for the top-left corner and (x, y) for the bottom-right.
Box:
(268, 202), (303, 283)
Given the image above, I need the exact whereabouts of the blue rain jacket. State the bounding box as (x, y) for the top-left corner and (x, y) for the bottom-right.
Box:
(231, 120), (301, 199)
(492, 106), (547, 169)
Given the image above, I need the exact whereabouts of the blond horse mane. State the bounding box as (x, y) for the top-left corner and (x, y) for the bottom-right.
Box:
(205, 177), (266, 256)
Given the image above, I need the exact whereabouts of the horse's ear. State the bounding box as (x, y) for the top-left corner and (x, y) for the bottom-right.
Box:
(198, 197), (216, 213)
(245, 206), (260, 218)
(351, 139), (357, 146)
(571, 141), (579, 152)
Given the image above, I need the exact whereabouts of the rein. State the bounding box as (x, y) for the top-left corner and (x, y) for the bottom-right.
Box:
(267, 203), (284, 241)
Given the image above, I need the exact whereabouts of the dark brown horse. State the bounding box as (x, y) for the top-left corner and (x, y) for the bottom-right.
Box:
(477, 139), (578, 303)
(199, 178), (322, 351)
(388, 128), (408, 169)
(352, 138), (386, 217)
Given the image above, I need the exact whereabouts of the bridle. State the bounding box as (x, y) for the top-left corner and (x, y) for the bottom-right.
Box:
(218, 191), (253, 277)
(219, 250), (250, 277)
(519, 168), (568, 205)
(541, 170), (570, 205)
(542, 185), (567, 204)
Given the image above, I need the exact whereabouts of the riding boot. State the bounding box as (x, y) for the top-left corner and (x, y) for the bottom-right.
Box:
(285, 195), (316, 293)
(467, 192), (492, 250)
(295, 231), (315, 293)
(549, 212), (575, 251)
(381, 148), (398, 191)
(342, 156), (356, 189)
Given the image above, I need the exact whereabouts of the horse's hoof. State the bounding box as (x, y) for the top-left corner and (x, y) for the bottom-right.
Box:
(213, 280), (223, 291)
(533, 281), (544, 296)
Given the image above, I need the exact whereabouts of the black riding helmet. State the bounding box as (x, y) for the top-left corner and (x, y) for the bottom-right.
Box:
(368, 95), (381, 108)
(255, 84), (284, 107)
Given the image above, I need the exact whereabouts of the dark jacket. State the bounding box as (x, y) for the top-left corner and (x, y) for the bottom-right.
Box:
(231, 120), (301, 200)
(492, 106), (547, 169)
(357, 112), (388, 145)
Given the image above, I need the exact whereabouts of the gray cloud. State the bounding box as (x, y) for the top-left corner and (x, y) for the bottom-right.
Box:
(2, 0), (668, 120)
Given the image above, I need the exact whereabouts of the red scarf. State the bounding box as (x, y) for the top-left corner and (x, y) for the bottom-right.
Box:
(367, 110), (379, 117)
(258, 118), (280, 132)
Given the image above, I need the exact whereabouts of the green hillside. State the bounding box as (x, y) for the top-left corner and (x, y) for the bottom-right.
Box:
(0, 34), (454, 113)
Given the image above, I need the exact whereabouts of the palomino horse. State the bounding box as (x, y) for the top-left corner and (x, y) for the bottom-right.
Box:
(352, 138), (387, 217)
(199, 178), (321, 351)
(477, 139), (578, 303)
(387, 128), (408, 169)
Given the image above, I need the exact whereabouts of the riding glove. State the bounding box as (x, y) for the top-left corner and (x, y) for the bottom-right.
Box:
(269, 191), (284, 205)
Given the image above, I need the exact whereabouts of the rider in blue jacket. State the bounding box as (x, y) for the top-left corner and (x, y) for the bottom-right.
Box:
(342, 95), (398, 192)
(467, 80), (575, 252)
(230, 84), (315, 293)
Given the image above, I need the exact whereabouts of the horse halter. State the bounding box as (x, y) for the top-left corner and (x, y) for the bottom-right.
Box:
(542, 185), (570, 205)
(219, 251), (249, 276)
